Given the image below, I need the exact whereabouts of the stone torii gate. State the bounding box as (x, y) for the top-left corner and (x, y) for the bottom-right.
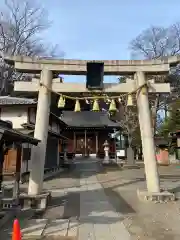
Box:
(4, 55), (179, 200)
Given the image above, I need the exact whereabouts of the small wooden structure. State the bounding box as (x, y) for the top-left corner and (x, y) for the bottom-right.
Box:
(61, 111), (122, 158)
(0, 120), (39, 201)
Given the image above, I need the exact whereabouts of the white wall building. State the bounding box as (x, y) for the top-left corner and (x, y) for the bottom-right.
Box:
(0, 96), (66, 175)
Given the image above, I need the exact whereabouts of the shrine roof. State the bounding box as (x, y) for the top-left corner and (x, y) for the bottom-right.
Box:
(61, 111), (120, 128)
(0, 120), (39, 145)
(0, 96), (36, 105)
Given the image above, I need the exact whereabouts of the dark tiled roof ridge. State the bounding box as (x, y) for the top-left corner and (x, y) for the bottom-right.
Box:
(61, 110), (120, 128)
(0, 96), (37, 105)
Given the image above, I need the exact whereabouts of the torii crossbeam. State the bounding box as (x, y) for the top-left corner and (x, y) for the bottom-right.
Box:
(4, 55), (177, 201)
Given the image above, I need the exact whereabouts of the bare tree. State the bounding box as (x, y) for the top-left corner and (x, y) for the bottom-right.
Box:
(117, 76), (141, 140)
(130, 24), (180, 59)
(118, 104), (139, 147)
(129, 23), (180, 133)
(0, 0), (64, 95)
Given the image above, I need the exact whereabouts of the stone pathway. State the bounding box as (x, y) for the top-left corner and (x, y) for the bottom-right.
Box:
(0, 158), (131, 239)
(3, 158), (180, 239)
(78, 158), (131, 240)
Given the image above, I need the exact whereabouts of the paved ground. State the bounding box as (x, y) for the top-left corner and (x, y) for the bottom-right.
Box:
(78, 158), (131, 240)
(1, 158), (180, 239)
(97, 164), (180, 240)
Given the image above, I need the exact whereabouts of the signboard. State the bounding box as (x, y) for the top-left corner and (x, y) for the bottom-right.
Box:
(116, 150), (125, 157)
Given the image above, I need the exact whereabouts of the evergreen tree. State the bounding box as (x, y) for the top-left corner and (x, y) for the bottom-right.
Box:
(159, 99), (180, 137)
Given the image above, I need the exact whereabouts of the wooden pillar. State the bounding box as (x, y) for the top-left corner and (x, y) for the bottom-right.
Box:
(177, 135), (180, 159)
(74, 132), (76, 153)
(0, 144), (4, 190)
(84, 130), (87, 156)
(57, 140), (60, 166)
(95, 132), (98, 155)
(13, 144), (22, 201)
(114, 136), (116, 161)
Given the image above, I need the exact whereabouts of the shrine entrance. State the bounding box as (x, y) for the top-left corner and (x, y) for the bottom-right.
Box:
(76, 133), (95, 156)
(60, 111), (120, 157)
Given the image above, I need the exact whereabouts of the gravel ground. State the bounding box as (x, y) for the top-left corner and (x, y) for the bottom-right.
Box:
(1, 161), (180, 239)
(97, 164), (180, 240)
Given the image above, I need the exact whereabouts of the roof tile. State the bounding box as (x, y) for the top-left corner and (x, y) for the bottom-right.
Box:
(61, 111), (120, 128)
(0, 96), (37, 105)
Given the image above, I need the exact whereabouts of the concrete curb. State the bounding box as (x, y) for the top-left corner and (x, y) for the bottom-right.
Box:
(43, 167), (64, 181)
(137, 189), (176, 202)
(20, 166), (64, 184)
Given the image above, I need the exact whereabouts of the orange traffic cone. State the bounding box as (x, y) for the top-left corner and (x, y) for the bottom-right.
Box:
(12, 219), (21, 240)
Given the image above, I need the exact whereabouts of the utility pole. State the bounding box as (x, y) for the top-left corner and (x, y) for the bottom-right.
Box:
(28, 68), (52, 195)
(135, 71), (160, 193)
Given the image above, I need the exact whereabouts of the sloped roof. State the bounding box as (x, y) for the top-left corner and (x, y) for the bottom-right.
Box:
(0, 96), (37, 105)
(22, 123), (68, 140)
(154, 137), (171, 146)
(60, 111), (120, 128)
(0, 120), (39, 145)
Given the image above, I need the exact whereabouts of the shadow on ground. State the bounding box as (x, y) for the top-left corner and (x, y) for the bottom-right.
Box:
(2, 159), (180, 239)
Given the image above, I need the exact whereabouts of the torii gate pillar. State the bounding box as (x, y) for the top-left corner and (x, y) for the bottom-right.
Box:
(28, 68), (52, 195)
(136, 71), (160, 193)
(4, 55), (177, 200)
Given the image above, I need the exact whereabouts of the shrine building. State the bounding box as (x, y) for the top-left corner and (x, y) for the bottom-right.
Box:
(61, 110), (123, 158)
